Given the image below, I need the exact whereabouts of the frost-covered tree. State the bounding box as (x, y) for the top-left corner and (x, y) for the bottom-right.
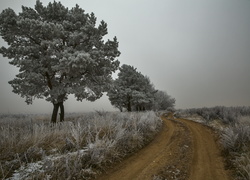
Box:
(152, 90), (175, 111)
(107, 64), (155, 112)
(132, 75), (156, 111)
(0, 1), (120, 123)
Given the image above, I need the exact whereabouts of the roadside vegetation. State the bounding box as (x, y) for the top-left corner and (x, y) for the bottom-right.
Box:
(177, 106), (250, 180)
(0, 111), (162, 179)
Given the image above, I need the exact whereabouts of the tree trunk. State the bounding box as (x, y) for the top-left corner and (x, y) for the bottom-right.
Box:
(127, 95), (132, 112)
(51, 102), (65, 123)
(127, 101), (132, 112)
(59, 102), (64, 122)
(51, 103), (60, 123)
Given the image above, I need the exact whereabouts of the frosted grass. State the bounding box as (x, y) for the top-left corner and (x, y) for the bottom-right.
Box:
(0, 111), (162, 179)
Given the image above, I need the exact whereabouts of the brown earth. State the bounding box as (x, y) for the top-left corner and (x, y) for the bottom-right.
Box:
(96, 113), (232, 180)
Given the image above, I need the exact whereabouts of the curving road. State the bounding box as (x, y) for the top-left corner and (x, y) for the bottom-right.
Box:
(97, 113), (232, 180)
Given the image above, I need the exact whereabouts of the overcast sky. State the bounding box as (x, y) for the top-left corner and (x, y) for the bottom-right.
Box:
(0, 0), (250, 114)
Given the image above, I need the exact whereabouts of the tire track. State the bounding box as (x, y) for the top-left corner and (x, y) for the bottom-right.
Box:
(178, 118), (232, 180)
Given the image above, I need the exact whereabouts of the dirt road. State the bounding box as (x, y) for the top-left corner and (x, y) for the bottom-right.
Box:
(97, 114), (231, 180)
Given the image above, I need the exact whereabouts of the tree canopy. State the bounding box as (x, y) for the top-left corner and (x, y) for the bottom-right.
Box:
(108, 64), (154, 111)
(107, 64), (174, 112)
(152, 90), (175, 111)
(0, 1), (120, 122)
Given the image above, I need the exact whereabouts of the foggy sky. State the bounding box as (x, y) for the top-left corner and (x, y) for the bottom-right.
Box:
(0, 0), (250, 114)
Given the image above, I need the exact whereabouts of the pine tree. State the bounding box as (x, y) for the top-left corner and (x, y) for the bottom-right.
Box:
(152, 90), (175, 111)
(108, 64), (155, 111)
(0, 1), (120, 122)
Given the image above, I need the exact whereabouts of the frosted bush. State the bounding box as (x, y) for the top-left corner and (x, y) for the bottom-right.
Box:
(221, 124), (250, 152)
(221, 123), (250, 179)
(178, 106), (250, 124)
(221, 127), (239, 151)
(234, 152), (250, 179)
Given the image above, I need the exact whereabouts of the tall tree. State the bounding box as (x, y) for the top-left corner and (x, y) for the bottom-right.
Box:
(0, 1), (120, 122)
(107, 64), (155, 112)
(152, 90), (175, 111)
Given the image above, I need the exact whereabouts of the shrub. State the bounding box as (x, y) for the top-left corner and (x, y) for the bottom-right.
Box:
(221, 123), (250, 180)
(233, 152), (250, 179)
(221, 124), (250, 153)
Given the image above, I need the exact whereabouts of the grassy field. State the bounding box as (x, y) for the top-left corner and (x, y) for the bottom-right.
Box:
(0, 111), (162, 179)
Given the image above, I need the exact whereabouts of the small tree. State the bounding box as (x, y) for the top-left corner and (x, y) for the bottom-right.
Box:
(0, 1), (120, 122)
(107, 64), (155, 112)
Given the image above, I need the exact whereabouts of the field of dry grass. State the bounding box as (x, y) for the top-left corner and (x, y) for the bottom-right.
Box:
(0, 111), (162, 179)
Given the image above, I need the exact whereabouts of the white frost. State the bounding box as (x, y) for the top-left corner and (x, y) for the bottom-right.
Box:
(6, 149), (88, 180)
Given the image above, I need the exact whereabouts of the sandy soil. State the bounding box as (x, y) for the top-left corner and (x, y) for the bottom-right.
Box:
(96, 113), (232, 180)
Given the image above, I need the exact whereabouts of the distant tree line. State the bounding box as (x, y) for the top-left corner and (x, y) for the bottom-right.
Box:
(107, 64), (175, 112)
(179, 106), (250, 124)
